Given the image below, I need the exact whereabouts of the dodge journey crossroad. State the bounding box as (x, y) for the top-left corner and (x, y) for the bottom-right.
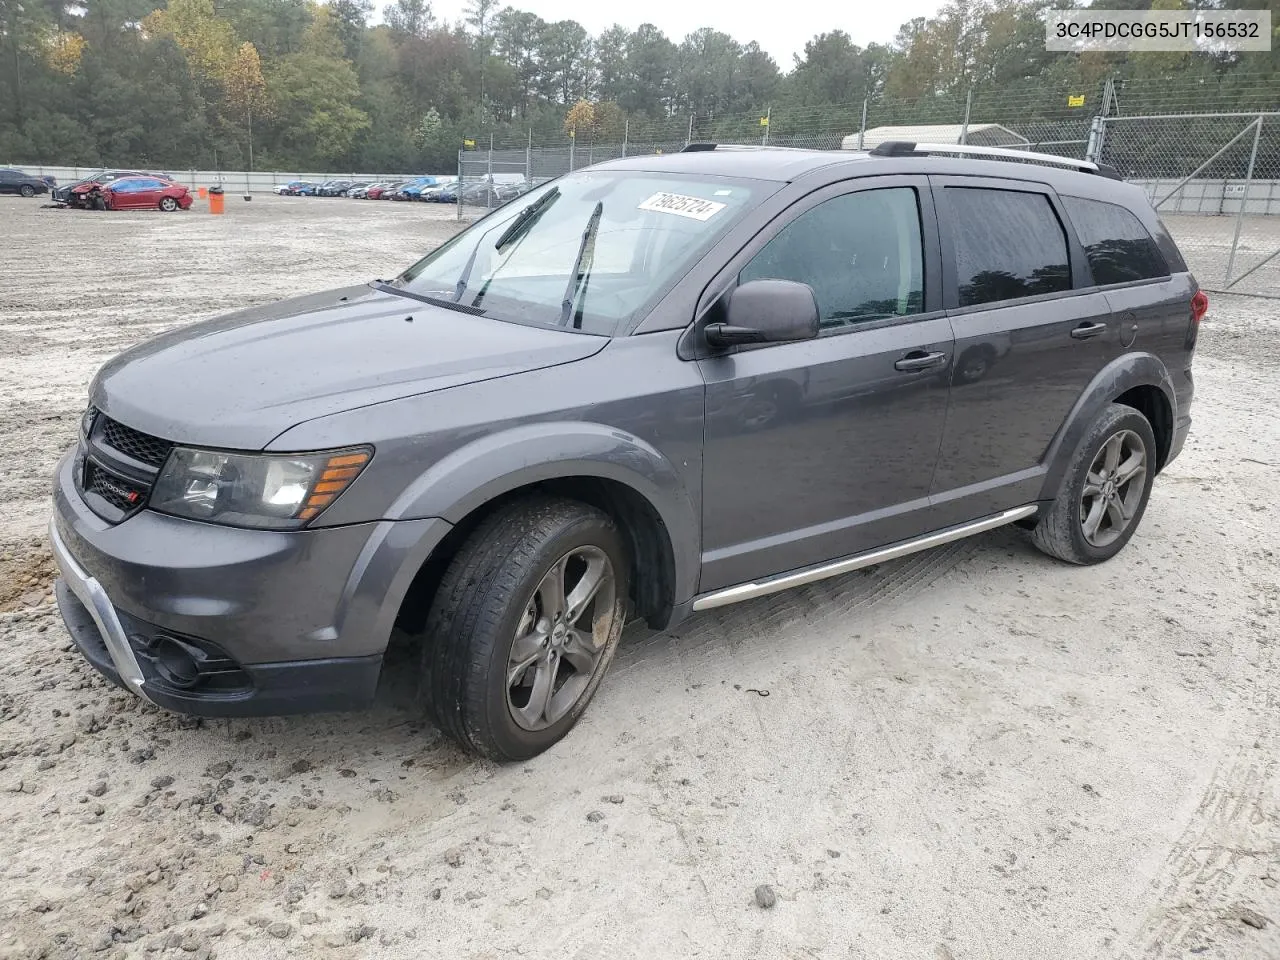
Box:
(51, 141), (1203, 760)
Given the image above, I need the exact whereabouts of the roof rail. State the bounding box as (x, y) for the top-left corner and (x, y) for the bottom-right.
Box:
(868, 140), (1122, 180)
(679, 142), (818, 154)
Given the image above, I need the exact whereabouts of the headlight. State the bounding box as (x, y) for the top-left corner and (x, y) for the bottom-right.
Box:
(149, 447), (371, 529)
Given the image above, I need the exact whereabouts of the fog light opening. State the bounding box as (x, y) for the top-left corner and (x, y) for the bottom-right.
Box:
(152, 636), (202, 689)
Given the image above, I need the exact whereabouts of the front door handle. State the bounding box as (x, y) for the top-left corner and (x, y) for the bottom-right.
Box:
(1070, 321), (1107, 340)
(894, 350), (949, 372)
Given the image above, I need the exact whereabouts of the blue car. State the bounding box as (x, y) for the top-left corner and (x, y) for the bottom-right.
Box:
(398, 176), (442, 200)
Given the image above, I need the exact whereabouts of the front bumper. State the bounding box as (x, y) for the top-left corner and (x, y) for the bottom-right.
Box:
(51, 448), (452, 716)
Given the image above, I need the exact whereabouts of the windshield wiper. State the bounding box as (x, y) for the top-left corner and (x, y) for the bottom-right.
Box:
(559, 201), (604, 328)
(494, 187), (559, 252)
(374, 281), (487, 315)
(452, 188), (561, 302)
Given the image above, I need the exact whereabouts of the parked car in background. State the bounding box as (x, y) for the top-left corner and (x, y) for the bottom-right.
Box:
(366, 182), (398, 200)
(432, 181), (461, 203)
(417, 179), (458, 202)
(54, 170), (164, 205)
(274, 181), (306, 195)
(290, 182), (319, 196)
(101, 177), (193, 212)
(316, 180), (354, 197)
(399, 176), (444, 200)
(0, 168), (51, 197)
(347, 182), (375, 199)
(459, 181), (516, 208)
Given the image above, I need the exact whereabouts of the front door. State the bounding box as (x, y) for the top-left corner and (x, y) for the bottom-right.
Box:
(697, 177), (954, 593)
(927, 177), (1119, 528)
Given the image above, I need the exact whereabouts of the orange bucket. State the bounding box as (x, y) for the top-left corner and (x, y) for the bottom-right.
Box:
(209, 191), (224, 215)
(197, 186), (208, 199)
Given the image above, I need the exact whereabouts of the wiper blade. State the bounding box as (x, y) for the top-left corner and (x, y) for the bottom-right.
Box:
(494, 187), (559, 252)
(374, 281), (487, 316)
(559, 201), (604, 328)
(451, 190), (559, 302)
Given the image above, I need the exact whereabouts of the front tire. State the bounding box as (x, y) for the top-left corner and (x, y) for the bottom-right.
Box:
(421, 497), (629, 761)
(1031, 403), (1157, 564)
(159, 196), (178, 212)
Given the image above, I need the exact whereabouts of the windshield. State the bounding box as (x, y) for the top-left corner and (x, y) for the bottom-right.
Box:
(392, 170), (771, 335)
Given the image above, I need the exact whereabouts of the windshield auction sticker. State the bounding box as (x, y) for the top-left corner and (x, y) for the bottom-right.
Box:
(638, 193), (727, 221)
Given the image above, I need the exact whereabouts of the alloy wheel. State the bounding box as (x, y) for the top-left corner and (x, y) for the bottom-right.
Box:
(506, 546), (616, 732)
(1080, 429), (1146, 547)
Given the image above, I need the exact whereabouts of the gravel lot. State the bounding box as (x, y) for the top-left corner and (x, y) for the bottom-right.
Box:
(1, 195), (1278, 960)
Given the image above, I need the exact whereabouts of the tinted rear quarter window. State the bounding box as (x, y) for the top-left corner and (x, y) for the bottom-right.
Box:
(1063, 195), (1170, 285)
(945, 187), (1071, 308)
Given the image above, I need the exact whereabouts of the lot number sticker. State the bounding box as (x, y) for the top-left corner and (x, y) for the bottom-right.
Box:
(638, 192), (726, 221)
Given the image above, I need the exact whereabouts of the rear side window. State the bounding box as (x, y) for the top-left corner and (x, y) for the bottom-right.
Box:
(740, 187), (925, 329)
(1063, 196), (1169, 285)
(945, 188), (1071, 307)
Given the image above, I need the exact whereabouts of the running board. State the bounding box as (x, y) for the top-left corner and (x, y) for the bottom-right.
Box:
(691, 505), (1039, 612)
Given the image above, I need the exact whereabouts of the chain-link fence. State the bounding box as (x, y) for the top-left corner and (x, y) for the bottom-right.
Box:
(452, 88), (1280, 298)
(1096, 113), (1280, 298)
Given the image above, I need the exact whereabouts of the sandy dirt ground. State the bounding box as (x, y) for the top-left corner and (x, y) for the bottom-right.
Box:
(1, 195), (1278, 960)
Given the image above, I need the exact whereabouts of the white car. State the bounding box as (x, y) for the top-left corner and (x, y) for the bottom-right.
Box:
(272, 184), (293, 195)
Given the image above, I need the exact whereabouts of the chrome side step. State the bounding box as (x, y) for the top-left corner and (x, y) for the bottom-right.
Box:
(691, 504), (1038, 612)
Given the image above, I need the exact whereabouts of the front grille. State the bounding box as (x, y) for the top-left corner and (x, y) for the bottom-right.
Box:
(77, 407), (173, 523)
(98, 415), (173, 468)
(85, 461), (147, 513)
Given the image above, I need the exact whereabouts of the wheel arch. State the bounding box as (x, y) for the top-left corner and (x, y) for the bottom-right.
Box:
(388, 423), (697, 634)
(1038, 352), (1176, 502)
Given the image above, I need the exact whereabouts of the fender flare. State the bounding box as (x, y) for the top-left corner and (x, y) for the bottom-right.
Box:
(1037, 351), (1176, 501)
(386, 421), (701, 606)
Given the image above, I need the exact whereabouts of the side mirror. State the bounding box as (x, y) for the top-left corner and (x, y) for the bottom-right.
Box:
(705, 279), (820, 348)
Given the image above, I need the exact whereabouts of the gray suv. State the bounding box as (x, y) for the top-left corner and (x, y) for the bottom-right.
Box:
(51, 142), (1203, 760)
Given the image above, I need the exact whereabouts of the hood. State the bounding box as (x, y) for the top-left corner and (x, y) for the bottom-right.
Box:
(91, 284), (608, 450)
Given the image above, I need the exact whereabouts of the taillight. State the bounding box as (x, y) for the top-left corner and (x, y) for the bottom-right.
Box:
(1190, 290), (1209, 324)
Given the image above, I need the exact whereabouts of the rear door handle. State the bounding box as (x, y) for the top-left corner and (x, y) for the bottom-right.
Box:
(894, 350), (949, 372)
(1070, 321), (1107, 340)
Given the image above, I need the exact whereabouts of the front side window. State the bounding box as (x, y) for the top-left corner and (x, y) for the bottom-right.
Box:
(396, 171), (771, 335)
(740, 187), (925, 329)
(946, 187), (1071, 307)
(1063, 195), (1170, 285)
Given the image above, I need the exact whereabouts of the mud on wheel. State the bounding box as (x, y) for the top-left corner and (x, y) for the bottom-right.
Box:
(420, 496), (629, 761)
(1031, 402), (1158, 565)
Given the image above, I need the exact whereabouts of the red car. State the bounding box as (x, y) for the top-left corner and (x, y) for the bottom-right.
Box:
(101, 176), (193, 211)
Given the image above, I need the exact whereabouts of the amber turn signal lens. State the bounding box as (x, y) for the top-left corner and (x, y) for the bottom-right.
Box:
(297, 449), (371, 521)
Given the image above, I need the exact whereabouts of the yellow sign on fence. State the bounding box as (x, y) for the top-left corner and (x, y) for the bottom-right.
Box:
(1067, 94), (1086, 108)
(759, 116), (769, 127)
(463, 138), (476, 148)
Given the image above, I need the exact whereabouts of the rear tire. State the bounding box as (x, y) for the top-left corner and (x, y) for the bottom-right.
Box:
(20, 184), (34, 198)
(421, 497), (629, 761)
(1031, 403), (1157, 564)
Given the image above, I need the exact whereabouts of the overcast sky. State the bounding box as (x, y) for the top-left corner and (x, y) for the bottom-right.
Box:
(416, 0), (948, 68)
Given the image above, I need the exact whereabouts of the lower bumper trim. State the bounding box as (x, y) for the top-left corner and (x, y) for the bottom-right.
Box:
(49, 517), (153, 703)
(56, 578), (383, 716)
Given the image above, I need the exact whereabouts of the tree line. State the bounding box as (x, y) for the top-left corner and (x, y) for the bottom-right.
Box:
(0, 0), (1277, 173)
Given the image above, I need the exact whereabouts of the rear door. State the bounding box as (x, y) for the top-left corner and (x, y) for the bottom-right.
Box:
(134, 179), (165, 207)
(0, 170), (18, 194)
(928, 176), (1117, 527)
(697, 176), (955, 592)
